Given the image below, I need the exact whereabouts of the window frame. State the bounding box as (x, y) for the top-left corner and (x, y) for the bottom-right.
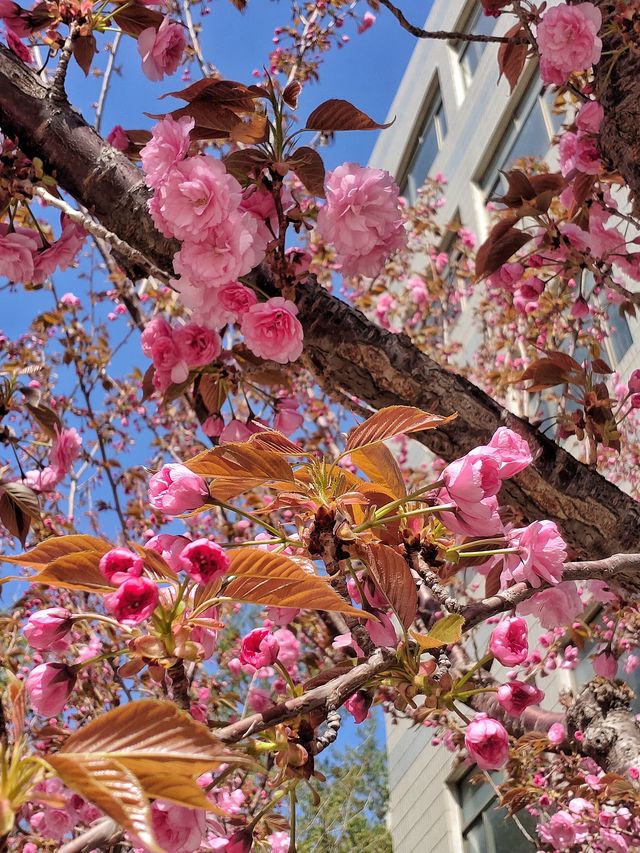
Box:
(453, 2), (497, 90)
(400, 77), (447, 204)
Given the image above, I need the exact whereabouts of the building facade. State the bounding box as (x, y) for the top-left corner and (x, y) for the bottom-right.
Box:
(369, 2), (640, 851)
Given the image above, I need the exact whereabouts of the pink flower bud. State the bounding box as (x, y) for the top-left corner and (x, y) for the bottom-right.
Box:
(497, 681), (545, 716)
(148, 463), (208, 515)
(26, 662), (77, 716)
(547, 722), (566, 745)
(99, 547), (144, 585)
(104, 576), (159, 625)
(179, 538), (230, 584)
(628, 369), (640, 395)
(464, 713), (510, 769)
(24, 608), (73, 651)
(344, 691), (370, 723)
(593, 650), (618, 679)
(489, 617), (529, 667)
(240, 627), (279, 668)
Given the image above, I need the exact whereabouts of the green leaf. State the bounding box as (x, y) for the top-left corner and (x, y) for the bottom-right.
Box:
(411, 614), (465, 650)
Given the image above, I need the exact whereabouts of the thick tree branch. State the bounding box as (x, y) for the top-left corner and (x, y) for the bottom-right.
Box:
(2, 44), (640, 559)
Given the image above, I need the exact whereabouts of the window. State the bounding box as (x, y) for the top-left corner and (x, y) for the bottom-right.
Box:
(479, 77), (564, 201)
(455, 3), (497, 88)
(458, 771), (537, 853)
(583, 272), (634, 365)
(401, 84), (447, 204)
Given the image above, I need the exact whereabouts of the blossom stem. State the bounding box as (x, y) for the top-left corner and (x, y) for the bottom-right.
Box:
(274, 661), (297, 696)
(75, 650), (123, 671)
(354, 501), (454, 532)
(214, 499), (282, 538)
(459, 547), (519, 558)
(70, 612), (130, 631)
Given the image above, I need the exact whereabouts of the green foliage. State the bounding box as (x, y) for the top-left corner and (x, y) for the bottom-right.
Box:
(296, 716), (393, 853)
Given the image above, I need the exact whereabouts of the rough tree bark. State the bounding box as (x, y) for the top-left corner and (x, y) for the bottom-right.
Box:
(1, 44), (640, 560)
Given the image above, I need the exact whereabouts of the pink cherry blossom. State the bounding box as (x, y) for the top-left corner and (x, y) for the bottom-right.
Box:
(26, 662), (77, 716)
(148, 463), (208, 514)
(548, 722), (566, 745)
(173, 323), (221, 367)
(272, 628), (300, 668)
(576, 100), (604, 133)
(593, 650), (617, 679)
(357, 11), (375, 34)
(536, 3), (602, 85)
(149, 155), (242, 241)
(173, 210), (266, 295)
(193, 280), (258, 329)
(497, 681), (544, 716)
(438, 491), (504, 537)
(23, 466), (62, 493)
(146, 533), (190, 572)
(179, 538), (230, 584)
(240, 296), (304, 364)
(0, 227), (38, 282)
(517, 582), (584, 629)
(240, 627), (279, 668)
(538, 810), (587, 850)
(317, 163), (407, 277)
(141, 315), (173, 357)
(489, 617), (529, 666)
(487, 427), (533, 478)
(99, 548), (144, 585)
(107, 124), (129, 151)
(104, 576), (159, 625)
(33, 217), (86, 283)
(149, 801), (206, 853)
(50, 427), (82, 476)
(137, 16), (186, 82)
(24, 608), (73, 651)
(464, 714), (509, 770)
(141, 116), (194, 189)
(503, 520), (567, 588)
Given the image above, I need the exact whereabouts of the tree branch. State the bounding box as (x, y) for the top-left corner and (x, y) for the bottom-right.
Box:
(461, 553), (640, 629)
(58, 818), (121, 853)
(377, 0), (523, 44)
(216, 647), (395, 744)
(2, 44), (640, 559)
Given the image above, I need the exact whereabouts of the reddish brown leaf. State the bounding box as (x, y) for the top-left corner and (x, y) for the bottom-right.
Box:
(283, 81), (301, 109)
(288, 146), (326, 197)
(113, 2), (164, 37)
(361, 542), (417, 629)
(25, 403), (62, 439)
(484, 562), (503, 598)
(223, 149), (270, 183)
(305, 99), (393, 132)
(0, 483), (38, 545)
(349, 443), (405, 498)
(475, 221), (531, 279)
(498, 25), (528, 93)
(161, 78), (261, 108)
(591, 358), (614, 375)
(2, 534), (112, 568)
(345, 405), (456, 452)
(73, 34), (97, 76)
(225, 548), (370, 617)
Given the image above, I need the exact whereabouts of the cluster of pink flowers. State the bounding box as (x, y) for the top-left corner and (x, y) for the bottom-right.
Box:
(137, 16), (186, 82)
(24, 426), (82, 493)
(536, 2), (602, 85)
(141, 315), (221, 392)
(437, 426), (532, 536)
(100, 548), (159, 625)
(317, 163), (407, 277)
(0, 217), (85, 286)
(141, 118), (304, 365)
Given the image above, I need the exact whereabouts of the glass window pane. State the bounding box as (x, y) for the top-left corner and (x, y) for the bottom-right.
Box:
(458, 4), (496, 85)
(485, 805), (537, 851)
(608, 310), (634, 362)
(407, 120), (439, 197)
(464, 819), (486, 853)
(459, 777), (495, 824)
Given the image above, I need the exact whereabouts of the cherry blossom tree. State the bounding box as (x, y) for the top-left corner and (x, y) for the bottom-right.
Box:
(0, 1), (639, 851)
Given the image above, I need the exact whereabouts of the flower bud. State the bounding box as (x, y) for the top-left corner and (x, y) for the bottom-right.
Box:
(26, 662), (77, 716)
(24, 608), (73, 651)
(99, 548), (144, 585)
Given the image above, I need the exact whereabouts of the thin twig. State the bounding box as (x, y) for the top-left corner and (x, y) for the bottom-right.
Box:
(58, 818), (121, 853)
(377, 0), (523, 44)
(95, 31), (122, 134)
(32, 186), (171, 285)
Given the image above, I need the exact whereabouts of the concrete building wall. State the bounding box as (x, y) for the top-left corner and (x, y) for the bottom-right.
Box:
(368, 1), (640, 850)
